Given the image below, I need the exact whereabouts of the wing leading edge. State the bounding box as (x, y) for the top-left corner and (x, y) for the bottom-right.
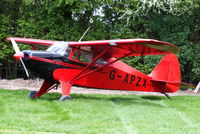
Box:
(7, 37), (178, 58)
(6, 37), (55, 46)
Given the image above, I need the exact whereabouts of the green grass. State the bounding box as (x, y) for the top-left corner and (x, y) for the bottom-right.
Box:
(0, 89), (200, 134)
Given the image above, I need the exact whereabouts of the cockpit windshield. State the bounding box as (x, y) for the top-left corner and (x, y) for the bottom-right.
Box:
(46, 42), (70, 55)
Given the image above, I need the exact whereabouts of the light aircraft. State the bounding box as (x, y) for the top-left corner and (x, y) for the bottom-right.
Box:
(7, 37), (191, 101)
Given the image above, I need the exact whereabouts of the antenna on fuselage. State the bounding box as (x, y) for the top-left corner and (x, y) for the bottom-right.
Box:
(78, 26), (91, 42)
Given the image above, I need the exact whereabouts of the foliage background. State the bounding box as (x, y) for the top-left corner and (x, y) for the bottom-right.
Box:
(0, 0), (199, 84)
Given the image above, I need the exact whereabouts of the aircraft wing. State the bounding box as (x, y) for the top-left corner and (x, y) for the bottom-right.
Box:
(6, 37), (55, 46)
(68, 39), (178, 57)
(7, 37), (178, 57)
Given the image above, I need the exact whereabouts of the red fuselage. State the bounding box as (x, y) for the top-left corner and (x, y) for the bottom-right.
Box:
(22, 49), (178, 93)
(54, 59), (152, 92)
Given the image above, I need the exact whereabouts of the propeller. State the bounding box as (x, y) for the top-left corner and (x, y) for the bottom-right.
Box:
(11, 38), (29, 77)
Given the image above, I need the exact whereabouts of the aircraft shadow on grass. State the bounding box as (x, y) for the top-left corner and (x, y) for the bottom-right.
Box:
(141, 95), (164, 101)
(37, 92), (166, 108)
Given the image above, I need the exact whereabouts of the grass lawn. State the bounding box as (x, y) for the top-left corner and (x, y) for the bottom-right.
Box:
(0, 89), (200, 134)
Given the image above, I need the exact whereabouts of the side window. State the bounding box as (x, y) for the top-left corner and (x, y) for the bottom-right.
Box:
(95, 58), (107, 66)
(71, 50), (79, 60)
(71, 49), (93, 63)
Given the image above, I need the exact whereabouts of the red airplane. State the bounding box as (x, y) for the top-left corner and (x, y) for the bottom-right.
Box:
(7, 37), (191, 101)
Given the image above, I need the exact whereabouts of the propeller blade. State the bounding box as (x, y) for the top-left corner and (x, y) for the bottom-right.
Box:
(10, 38), (21, 53)
(20, 58), (29, 77)
(10, 38), (29, 77)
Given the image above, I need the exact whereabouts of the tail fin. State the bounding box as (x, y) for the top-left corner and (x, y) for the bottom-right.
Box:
(149, 54), (181, 93)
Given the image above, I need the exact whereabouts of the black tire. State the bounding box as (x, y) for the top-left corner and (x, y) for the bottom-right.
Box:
(27, 91), (38, 99)
(59, 95), (72, 101)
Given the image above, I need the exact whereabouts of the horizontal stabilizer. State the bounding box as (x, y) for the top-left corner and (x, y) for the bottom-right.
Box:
(179, 82), (195, 88)
(151, 79), (194, 88)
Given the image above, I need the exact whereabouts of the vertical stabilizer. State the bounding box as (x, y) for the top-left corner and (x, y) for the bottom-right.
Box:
(149, 54), (181, 92)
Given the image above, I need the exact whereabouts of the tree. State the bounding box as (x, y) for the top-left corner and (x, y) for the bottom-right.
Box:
(0, 0), (199, 84)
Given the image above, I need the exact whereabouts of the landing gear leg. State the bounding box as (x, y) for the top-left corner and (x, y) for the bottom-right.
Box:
(162, 93), (171, 99)
(27, 80), (55, 99)
(59, 81), (72, 101)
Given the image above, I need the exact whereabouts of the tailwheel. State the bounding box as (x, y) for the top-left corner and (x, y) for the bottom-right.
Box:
(27, 91), (38, 99)
(59, 95), (72, 101)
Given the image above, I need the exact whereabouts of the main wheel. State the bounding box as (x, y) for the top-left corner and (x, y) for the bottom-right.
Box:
(27, 91), (38, 99)
(59, 95), (72, 101)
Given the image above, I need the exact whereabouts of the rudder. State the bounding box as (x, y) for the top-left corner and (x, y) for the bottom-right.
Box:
(149, 54), (181, 93)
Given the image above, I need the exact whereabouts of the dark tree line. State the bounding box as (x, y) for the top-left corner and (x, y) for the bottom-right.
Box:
(0, 0), (199, 84)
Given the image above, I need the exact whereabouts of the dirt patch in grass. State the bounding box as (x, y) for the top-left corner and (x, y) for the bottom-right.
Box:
(0, 78), (198, 96)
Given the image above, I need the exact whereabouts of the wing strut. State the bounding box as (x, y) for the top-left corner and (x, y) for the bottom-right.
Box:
(71, 47), (111, 82)
(71, 51), (134, 83)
